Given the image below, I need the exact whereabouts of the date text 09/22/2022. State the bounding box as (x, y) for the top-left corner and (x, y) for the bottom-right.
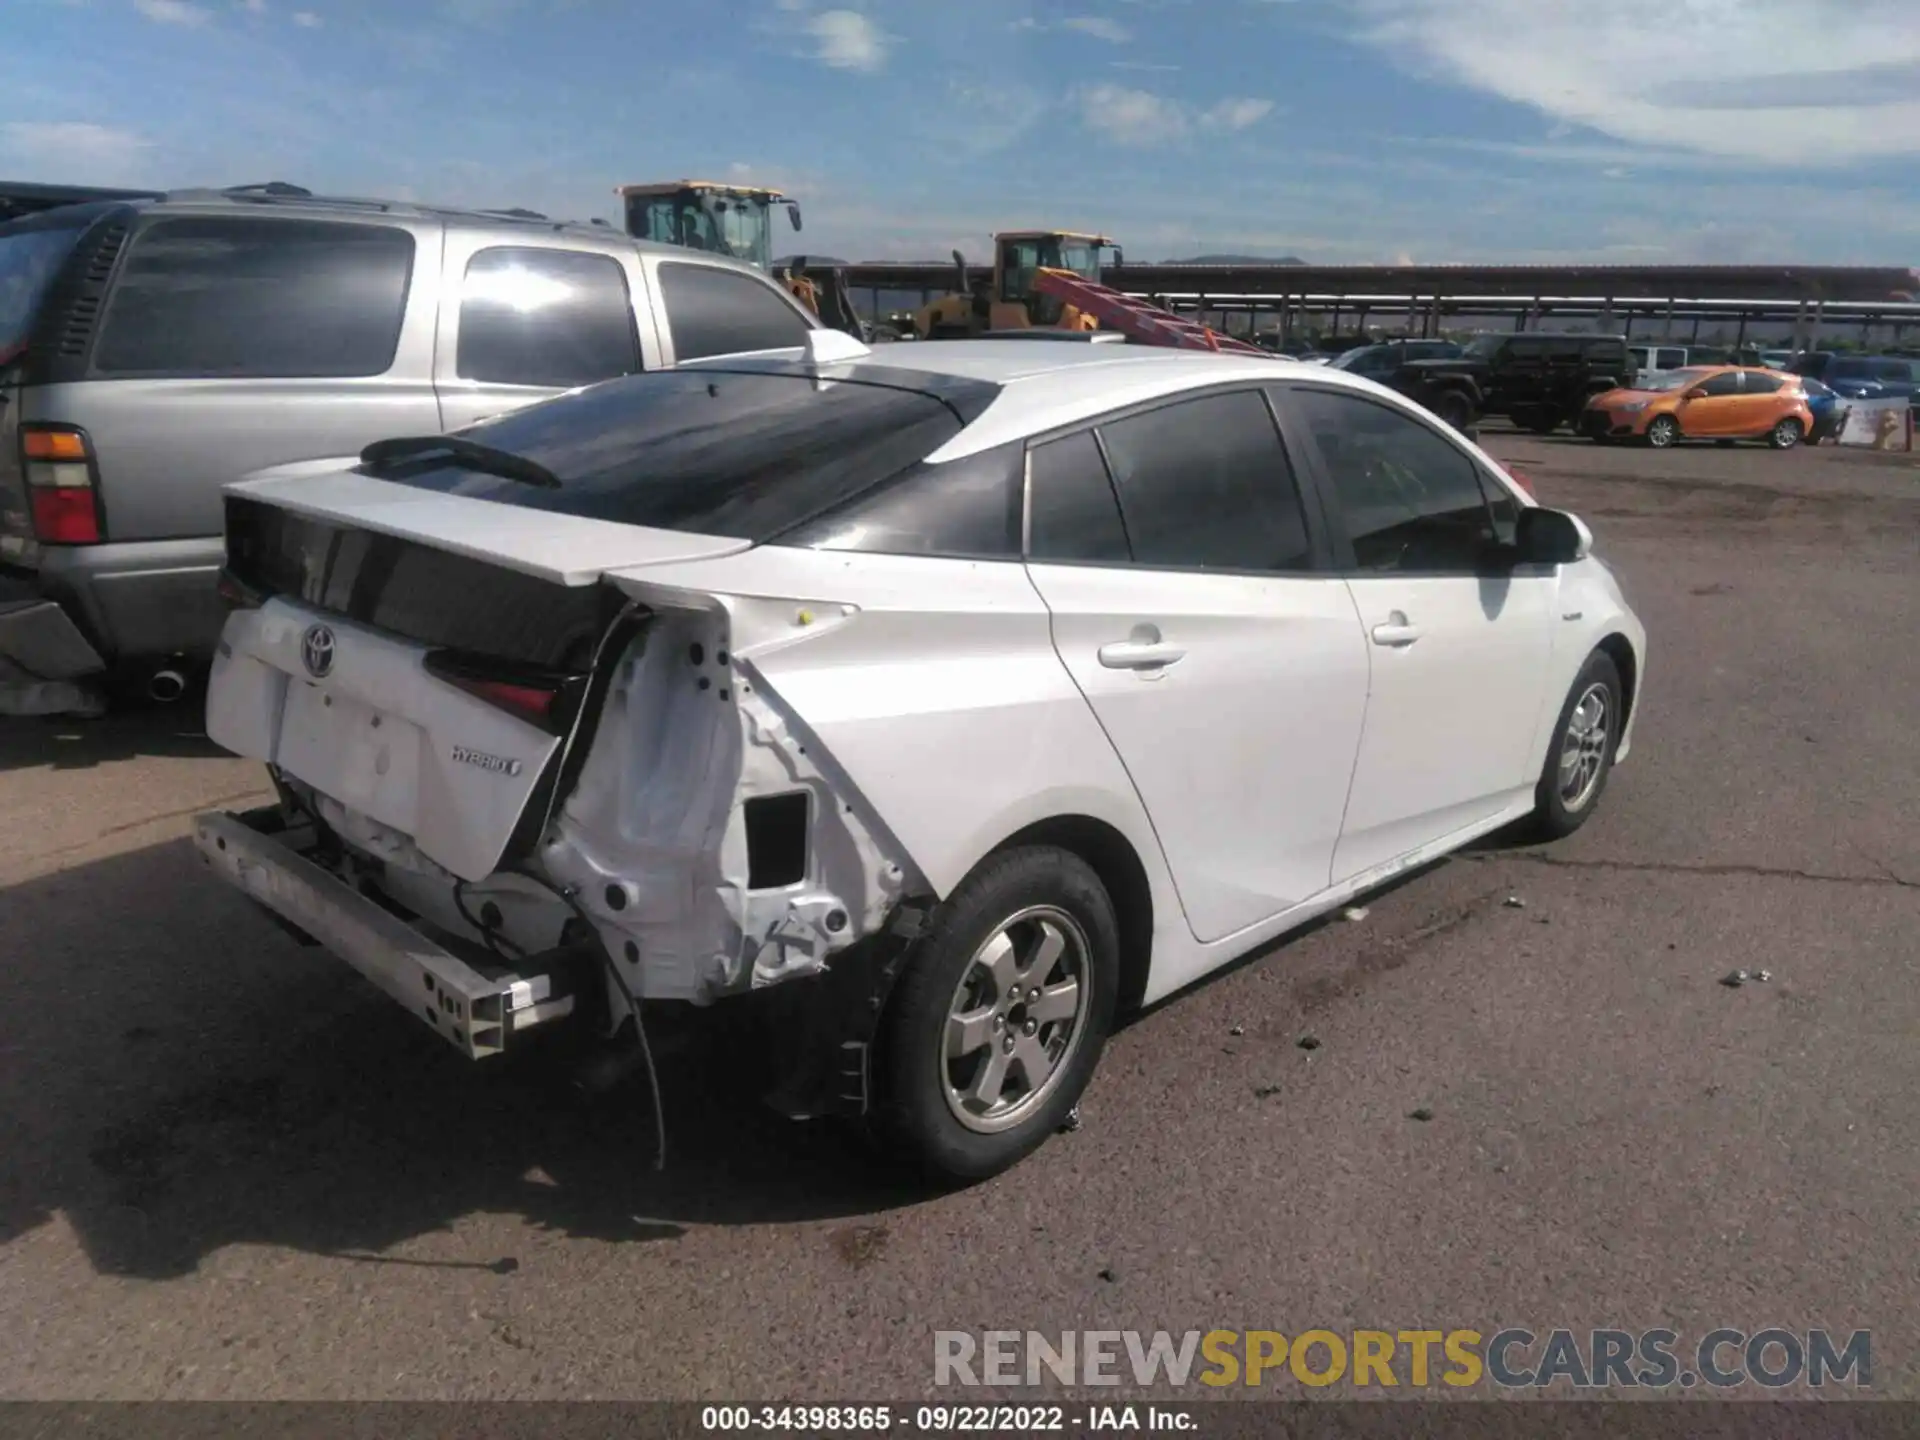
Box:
(701, 1406), (1192, 1432)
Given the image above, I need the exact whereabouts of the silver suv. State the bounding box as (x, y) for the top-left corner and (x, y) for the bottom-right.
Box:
(0, 183), (822, 711)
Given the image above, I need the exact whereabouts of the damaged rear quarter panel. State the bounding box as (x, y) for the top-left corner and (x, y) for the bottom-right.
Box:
(541, 545), (1180, 1006)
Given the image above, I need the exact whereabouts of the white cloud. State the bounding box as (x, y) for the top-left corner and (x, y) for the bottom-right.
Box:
(1348, 0), (1920, 162)
(238, 0), (266, 11)
(804, 9), (886, 71)
(134, 0), (211, 22)
(1061, 15), (1131, 42)
(1200, 97), (1273, 131)
(292, 8), (319, 23)
(1077, 83), (1187, 144)
(1111, 59), (1179, 71)
(1077, 85), (1275, 144)
(0, 121), (154, 184)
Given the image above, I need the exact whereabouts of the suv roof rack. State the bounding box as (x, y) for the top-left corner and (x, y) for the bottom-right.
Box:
(224, 181), (314, 197)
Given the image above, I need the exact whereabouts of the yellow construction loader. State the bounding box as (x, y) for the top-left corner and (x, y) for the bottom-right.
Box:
(913, 231), (1122, 339)
(616, 179), (867, 339)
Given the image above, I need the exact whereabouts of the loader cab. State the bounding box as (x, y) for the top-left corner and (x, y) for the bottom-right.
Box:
(616, 180), (803, 273)
(992, 231), (1119, 328)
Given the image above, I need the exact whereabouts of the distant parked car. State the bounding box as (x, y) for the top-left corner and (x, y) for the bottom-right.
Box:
(1789, 352), (1915, 401)
(1389, 332), (1636, 434)
(1580, 365), (1814, 449)
(1327, 339), (1465, 379)
(0, 184), (823, 710)
(1798, 376), (1845, 443)
(1629, 344), (1690, 374)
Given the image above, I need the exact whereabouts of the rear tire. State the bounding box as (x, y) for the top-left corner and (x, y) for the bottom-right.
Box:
(1430, 390), (1475, 431)
(1768, 416), (1804, 450)
(1527, 649), (1624, 842)
(872, 846), (1119, 1184)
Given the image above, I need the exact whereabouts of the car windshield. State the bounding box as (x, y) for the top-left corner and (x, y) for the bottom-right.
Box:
(1466, 334), (1505, 358)
(1328, 345), (1385, 371)
(1636, 368), (1713, 392)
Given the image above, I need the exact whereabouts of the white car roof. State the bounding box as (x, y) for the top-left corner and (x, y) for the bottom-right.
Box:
(847, 339), (1397, 461)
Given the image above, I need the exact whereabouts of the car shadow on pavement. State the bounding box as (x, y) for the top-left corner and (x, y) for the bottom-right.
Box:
(0, 704), (225, 774)
(0, 836), (936, 1282)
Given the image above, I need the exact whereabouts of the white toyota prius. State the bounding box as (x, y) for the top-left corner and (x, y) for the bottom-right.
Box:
(194, 332), (1647, 1183)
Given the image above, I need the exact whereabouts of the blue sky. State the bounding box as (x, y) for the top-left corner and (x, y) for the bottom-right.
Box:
(4, 0), (1918, 263)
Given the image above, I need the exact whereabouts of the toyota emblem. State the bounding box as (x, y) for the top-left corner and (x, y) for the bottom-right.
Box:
(301, 623), (336, 679)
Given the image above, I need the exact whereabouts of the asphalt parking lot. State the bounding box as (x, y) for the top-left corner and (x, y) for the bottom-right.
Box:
(0, 432), (1915, 1402)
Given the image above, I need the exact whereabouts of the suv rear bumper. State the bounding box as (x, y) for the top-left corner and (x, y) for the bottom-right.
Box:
(17, 536), (227, 667)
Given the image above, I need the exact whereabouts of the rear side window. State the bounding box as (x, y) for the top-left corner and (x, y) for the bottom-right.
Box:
(1028, 428), (1130, 563)
(93, 217), (414, 377)
(0, 223), (82, 362)
(457, 246), (640, 389)
(1096, 388), (1314, 574)
(1873, 359), (1914, 382)
(366, 367), (979, 541)
(777, 443), (1025, 559)
(657, 260), (812, 362)
(1293, 389), (1498, 575)
(1741, 370), (1784, 394)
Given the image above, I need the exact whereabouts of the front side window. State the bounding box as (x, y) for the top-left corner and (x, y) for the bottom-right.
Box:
(657, 260), (812, 362)
(93, 216), (414, 378)
(457, 246), (640, 390)
(1292, 389), (1499, 575)
(1095, 388), (1314, 574)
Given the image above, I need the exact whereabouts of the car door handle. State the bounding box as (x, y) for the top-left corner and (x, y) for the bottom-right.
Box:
(1370, 619), (1422, 647)
(1098, 639), (1186, 670)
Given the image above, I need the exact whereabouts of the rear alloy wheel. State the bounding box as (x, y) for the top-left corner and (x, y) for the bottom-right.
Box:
(873, 847), (1119, 1184)
(1768, 416), (1804, 450)
(1528, 649), (1624, 841)
(1644, 414), (1680, 449)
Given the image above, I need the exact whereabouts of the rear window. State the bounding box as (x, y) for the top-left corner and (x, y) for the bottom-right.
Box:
(93, 216), (414, 378)
(0, 223), (83, 363)
(367, 367), (989, 542)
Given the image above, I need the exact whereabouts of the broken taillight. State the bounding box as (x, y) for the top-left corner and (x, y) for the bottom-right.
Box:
(422, 649), (585, 736)
(22, 425), (103, 544)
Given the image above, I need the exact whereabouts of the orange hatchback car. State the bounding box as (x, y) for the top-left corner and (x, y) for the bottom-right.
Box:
(1580, 365), (1815, 450)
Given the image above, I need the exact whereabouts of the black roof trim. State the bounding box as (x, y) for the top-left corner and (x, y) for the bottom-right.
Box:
(682, 355), (1007, 426)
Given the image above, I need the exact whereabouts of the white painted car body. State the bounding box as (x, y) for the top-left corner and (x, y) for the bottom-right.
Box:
(198, 339), (1645, 1069)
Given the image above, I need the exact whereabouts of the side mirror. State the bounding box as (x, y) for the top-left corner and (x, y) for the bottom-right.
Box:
(1111, 246), (1124, 269)
(1514, 507), (1591, 565)
(788, 202), (803, 232)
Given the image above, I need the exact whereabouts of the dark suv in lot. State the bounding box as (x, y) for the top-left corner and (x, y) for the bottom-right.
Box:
(0, 183), (822, 713)
(1386, 331), (1638, 433)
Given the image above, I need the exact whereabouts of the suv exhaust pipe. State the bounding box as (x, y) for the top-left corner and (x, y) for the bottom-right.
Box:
(148, 668), (188, 704)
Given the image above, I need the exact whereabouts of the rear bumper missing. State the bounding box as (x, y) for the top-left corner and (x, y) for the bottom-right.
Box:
(192, 807), (580, 1060)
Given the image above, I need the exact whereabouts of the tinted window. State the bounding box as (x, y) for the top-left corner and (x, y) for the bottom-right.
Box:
(1697, 371), (1742, 396)
(94, 217), (413, 377)
(658, 261), (812, 361)
(0, 223), (82, 361)
(778, 443), (1024, 559)
(1294, 389), (1497, 574)
(457, 246), (639, 389)
(366, 368), (975, 541)
(1095, 388), (1313, 573)
(1830, 359), (1870, 381)
(1741, 370), (1784, 394)
(1872, 359), (1914, 382)
(1028, 429), (1130, 563)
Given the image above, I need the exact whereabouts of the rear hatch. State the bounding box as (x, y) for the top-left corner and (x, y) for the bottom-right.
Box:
(210, 360), (993, 880)
(0, 213), (96, 568)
